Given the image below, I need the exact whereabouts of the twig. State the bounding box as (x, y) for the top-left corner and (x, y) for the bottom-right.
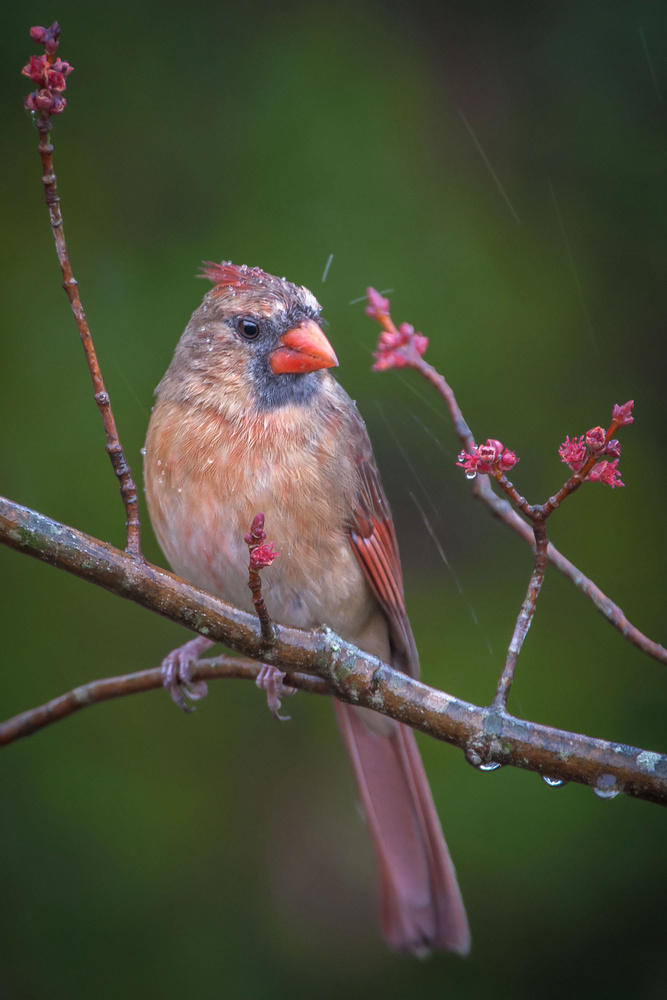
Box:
(0, 656), (328, 747)
(1, 495), (666, 806)
(492, 521), (548, 709)
(473, 477), (666, 662)
(22, 23), (142, 557)
(244, 513), (279, 645)
(366, 290), (665, 668)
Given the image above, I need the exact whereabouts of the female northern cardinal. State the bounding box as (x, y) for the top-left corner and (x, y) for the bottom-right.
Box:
(143, 262), (470, 956)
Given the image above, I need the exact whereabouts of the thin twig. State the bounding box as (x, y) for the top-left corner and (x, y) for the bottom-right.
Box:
(245, 513), (278, 645)
(0, 656), (328, 747)
(492, 521), (549, 710)
(367, 309), (665, 667)
(474, 477), (667, 663)
(25, 26), (142, 557)
(1, 495), (666, 806)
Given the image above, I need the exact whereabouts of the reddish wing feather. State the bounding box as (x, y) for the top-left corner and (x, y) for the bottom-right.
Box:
(349, 459), (419, 678)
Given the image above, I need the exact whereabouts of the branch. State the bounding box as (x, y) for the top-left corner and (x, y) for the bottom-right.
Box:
(22, 23), (142, 556)
(0, 656), (328, 746)
(2, 494), (666, 806)
(492, 521), (548, 710)
(366, 290), (666, 668)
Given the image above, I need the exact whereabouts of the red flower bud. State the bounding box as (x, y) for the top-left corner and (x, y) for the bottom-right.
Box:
(611, 400), (634, 426)
(33, 89), (57, 111)
(585, 426), (606, 451)
(29, 26), (48, 44)
(249, 542), (280, 571)
(457, 438), (518, 476)
(365, 287), (390, 320)
(477, 444), (498, 466)
(605, 438), (621, 460)
(498, 448), (518, 472)
(558, 434), (587, 473)
(587, 459), (624, 489)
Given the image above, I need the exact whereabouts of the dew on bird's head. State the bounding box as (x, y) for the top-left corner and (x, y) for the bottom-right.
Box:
(140, 447), (146, 456)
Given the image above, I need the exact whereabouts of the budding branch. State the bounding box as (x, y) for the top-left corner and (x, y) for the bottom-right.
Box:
(1, 496), (666, 806)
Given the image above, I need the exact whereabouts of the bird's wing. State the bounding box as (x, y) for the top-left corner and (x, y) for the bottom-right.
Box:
(348, 455), (420, 679)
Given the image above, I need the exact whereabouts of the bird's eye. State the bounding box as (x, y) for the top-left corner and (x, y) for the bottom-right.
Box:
(239, 319), (260, 341)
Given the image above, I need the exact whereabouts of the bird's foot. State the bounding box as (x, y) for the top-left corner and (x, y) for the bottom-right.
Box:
(255, 664), (297, 722)
(161, 635), (214, 713)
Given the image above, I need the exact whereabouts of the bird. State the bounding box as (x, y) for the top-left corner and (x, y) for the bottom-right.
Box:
(143, 261), (470, 956)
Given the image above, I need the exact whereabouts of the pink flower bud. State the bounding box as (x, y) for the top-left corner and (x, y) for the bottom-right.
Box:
(605, 438), (621, 460)
(585, 426), (606, 451)
(250, 542), (280, 571)
(377, 330), (401, 350)
(21, 54), (48, 85)
(587, 459), (624, 489)
(30, 26), (48, 44)
(486, 440), (504, 458)
(558, 434), (587, 473)
(33, 89), (57, 111)
(412, 333), (429, 356)
(44, 22), (61, 54)
(477, 443), (498, 465)
(498, 449), (518, 471)
(244, 513), (266, 546)
(365, 287), (390, 319)
(611, 400), (634, 426)
(456, 447), (481, 474)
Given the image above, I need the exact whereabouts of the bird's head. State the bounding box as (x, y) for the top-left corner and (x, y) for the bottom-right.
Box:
(156, 262), (338, 414)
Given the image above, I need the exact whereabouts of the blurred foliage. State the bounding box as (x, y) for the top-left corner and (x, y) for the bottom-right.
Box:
(1, 1), (666, 997)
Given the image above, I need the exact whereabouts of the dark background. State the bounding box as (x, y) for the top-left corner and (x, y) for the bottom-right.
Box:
(1, 2), (665, 997)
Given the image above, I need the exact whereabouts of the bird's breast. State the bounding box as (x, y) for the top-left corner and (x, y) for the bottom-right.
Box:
(144, 396), (376, 640)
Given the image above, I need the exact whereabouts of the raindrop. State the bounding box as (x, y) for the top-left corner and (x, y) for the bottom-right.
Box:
(465, 748), (502, 771)
(465, 470), (477, 480)
(140, 447), (146, 456)
(542, 775), (566, 788)
(593, 774), (619, 800)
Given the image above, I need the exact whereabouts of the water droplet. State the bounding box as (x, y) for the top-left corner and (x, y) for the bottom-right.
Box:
(465, 748), (502, 771)
(593, 774), (619, 800)
(140, 447), (146, 456)
(465, 470), (477, 480)
(542, 775), (566, 787)
(200, 326), (206, 332)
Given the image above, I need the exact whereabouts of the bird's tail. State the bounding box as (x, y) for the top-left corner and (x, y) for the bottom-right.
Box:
(333, 700), (470, 956)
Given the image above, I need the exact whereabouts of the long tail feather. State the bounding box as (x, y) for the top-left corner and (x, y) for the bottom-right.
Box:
(333, 701), (470, 956)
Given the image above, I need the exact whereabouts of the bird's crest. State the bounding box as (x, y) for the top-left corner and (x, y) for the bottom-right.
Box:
(200, 261), (280, 297)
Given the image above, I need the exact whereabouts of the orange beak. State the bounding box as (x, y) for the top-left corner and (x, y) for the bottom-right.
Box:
(269, 320), (339, 375)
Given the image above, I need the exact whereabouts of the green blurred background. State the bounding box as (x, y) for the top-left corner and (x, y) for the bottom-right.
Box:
(1, 1), (665, 997)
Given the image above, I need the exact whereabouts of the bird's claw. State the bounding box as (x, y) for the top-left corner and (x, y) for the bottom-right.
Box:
(256, 664), (297, 722)
(161, 635), (214, 713)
